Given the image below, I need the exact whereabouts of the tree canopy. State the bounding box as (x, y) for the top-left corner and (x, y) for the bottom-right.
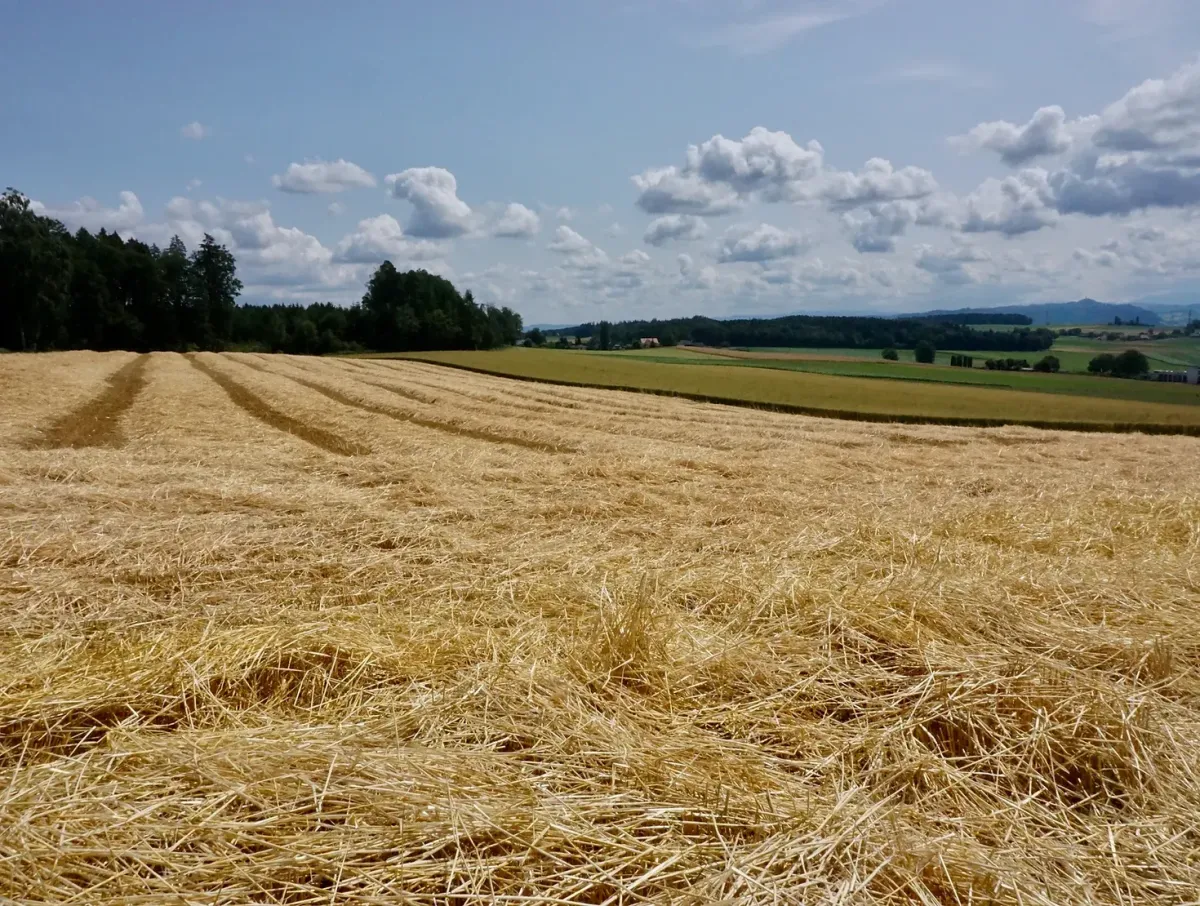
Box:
(0, 188), (521, 354)
(1088, 350), (1150, 378)
(564, 314), (1056, 353)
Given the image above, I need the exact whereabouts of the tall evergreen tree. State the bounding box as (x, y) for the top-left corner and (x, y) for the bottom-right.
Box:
(160, 236), (193, 349)
(189, 234), (242, 349)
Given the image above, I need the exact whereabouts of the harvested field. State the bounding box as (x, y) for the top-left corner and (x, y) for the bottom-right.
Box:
(188, 353), (370, 456)
(2, 350), (1199, 904)
(261, 356), (573, 453)
(398, 348), (1200, 431)
(24, 353), (148, 449)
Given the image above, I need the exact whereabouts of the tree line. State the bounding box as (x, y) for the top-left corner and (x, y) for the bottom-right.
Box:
(909, 312), (1033, 326)
(0, 188), (521, 354)
(565, 314), (1056, 353)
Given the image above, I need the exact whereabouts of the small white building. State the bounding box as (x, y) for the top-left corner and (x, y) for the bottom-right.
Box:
(639, 337), (661, 348)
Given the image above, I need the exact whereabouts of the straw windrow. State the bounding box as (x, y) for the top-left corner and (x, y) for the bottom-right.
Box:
(24, 353), (148, 449)
(1, 350), (1198, 904)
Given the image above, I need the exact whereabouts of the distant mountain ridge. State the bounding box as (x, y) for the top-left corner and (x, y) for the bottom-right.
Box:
(899, 299), (1160, 326)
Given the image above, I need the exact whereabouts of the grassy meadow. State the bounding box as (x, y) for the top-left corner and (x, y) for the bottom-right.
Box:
(1053, 335), (1200, 369)
(661, 348), (1200, 403)
(398, 347), (1200, 431)
(686, 341), (1193, 373)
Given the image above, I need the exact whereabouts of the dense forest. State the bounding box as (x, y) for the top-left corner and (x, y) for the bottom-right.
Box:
(566, 314), (1056, 353)
(0, 188), (521, 354)
(909, 312), (1032, 325)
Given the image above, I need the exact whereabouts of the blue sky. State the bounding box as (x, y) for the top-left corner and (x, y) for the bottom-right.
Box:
(5, 0), (1200, 321)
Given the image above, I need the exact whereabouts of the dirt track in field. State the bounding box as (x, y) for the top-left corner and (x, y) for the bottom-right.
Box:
(25, 354), (148, 449)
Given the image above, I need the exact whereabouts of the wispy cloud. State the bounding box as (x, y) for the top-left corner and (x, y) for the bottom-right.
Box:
(180, 121), (209, 140)
(1074, 0), (1200, 48)
(874, 61), (992, 88)
(1077, 0), (1174, 31)
(690, 0), (888, 55)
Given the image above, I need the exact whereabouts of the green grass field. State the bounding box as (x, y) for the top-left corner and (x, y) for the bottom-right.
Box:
(704, 343), (1188, 372)
(390, 348), (1200, 432)
(590, 347), (1200, 405)
(1054, 336), (1200, 369)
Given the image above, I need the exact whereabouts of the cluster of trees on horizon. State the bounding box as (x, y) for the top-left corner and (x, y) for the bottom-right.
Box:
(908, 312), (1032, 326)
(14, 185), (1178, 363)
(1088, 350), (1150, 378)
(0, 188), (522, 354)
(565, 314), (1057, 353)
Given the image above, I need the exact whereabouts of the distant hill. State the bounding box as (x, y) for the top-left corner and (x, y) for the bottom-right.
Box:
(900, 299), (1160, 326)
(1136, 303), (1197, 326)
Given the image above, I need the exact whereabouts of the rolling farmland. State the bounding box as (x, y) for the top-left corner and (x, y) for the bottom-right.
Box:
(401, 347), (1200, 431)
(3, 350), (1200, 904)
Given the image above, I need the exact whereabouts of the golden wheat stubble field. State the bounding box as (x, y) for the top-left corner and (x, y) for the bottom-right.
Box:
(2, 351), (1199, 904)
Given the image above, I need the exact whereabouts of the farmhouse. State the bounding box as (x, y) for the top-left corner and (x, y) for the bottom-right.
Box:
(638, 337), (661, 348)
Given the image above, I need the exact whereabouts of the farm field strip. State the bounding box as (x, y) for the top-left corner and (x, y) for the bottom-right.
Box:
(711, 353), (1200, 404)
(638, 346), (1200, 403)
(0, 352), (139, 445)
(358, 363), (748, 454)
(371, 358), (823, 451)
(189, 354), (371, 456)
(363, 359), (743, 445)
(398, 348), (1200, 432)
(272, 354), (588, 438)
(244, 354), (573, 453)
(3, 350), (1200, 904)
(391, 357), (1108, 452)
(621, 341), (1194, 374)
(23, 353), (149, 450)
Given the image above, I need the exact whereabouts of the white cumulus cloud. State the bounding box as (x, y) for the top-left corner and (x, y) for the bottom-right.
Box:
(915, 241), (990, 285)
(547, 226), (610, 271)
(952, 61), (1200, 221)
(634, 127), (935, 217)
(717, 223), (811, 262)
(273, 159), (377, 194)
(548, 225), (594, 255)
(962, 169), (1059, 235)
(643, 214), (709, 246)
(334, 214), (443, 263)
(151, 197), (361, 292)
(951, 106), (1079, 166)
(31, 191), (144, 233)
(491, 203), (541, 239)
(384, 167), (475, 238)
(815, 158), (938, 209)
(632, 167), (742, 216)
